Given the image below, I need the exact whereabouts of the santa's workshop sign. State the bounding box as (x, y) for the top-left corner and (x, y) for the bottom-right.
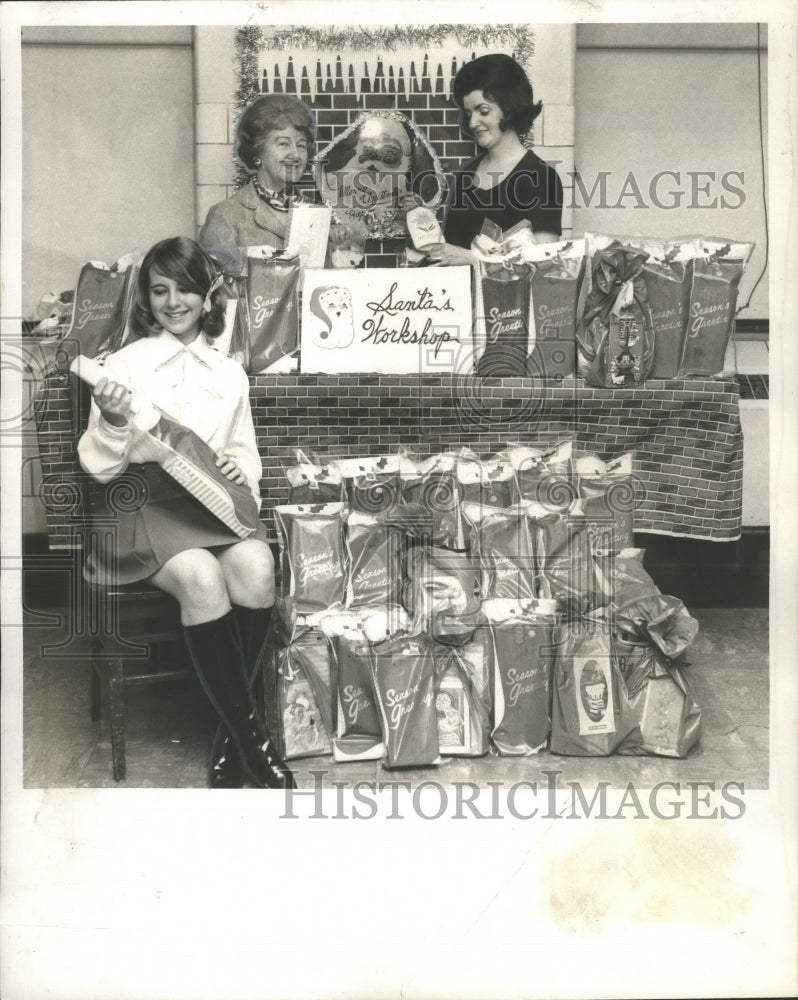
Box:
(300, 266), (473, 374)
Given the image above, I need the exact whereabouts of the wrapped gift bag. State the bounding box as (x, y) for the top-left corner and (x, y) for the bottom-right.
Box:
(236, 251), (301, 373)
(404, 545), (481, 633)
(332, 632), (385, 762)
(525, 238), (585, 379)
(66, 254), (138, 359)
(576, 234), (655, 388)
(641, 238), (700, 378)
(462, 502), (538, 603)
(575, 451), (636, 555)
(264, 627), (334, 760)
(274, 503), (347, 612)
(334, 455), (402, 516)
(487, 608), (558, 755)
(613, 593), (702, 757)
(503, 440), (576, 510)
(283, 452), (345, 506)
(345, 511), (406, 607)
(550, 618), (642, 756)
(433, 640), (491, 757)
(370, 635), (441, 768)
(681, 239), (754, 377)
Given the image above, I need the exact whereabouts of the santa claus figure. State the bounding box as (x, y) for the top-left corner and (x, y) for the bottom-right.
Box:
(315, 110), (444, 246)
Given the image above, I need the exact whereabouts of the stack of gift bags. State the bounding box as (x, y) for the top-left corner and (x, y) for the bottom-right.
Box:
(471, 222), (754, 385)
(262, 443), (702, 770)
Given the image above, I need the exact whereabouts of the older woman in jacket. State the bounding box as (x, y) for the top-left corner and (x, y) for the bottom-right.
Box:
(199, 94), (316, 276)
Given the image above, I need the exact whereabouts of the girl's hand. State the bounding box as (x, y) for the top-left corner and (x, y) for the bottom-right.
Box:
(216, 450), (247, 486)
(425, 242), (475, 267)
(94, 377), (134, 427)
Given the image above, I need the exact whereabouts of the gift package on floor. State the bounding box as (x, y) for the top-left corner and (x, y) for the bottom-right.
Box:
(265, 443), (702, 765)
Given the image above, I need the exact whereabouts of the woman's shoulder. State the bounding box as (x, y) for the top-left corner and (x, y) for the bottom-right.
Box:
(516, 149), (562, 181)
(203, 180), (257, 223)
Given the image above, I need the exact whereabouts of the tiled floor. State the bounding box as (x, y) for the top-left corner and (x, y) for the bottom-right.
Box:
(22, 607), (769, 790)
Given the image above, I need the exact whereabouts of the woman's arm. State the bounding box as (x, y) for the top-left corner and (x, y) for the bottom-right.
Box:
(76, 357), (135, 483)
(221, 368), (263, 505)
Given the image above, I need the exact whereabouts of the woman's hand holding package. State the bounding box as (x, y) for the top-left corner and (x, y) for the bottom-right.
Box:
(94, 377), (134, 428)
(216, 448), (248, 486)
(426, 242), (475, 267)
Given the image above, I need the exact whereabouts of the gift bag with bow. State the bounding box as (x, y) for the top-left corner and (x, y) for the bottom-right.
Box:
(576, 233), (655, 387)
(612, 593), (702, 757)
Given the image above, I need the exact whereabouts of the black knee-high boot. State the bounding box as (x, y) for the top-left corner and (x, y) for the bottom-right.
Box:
(183, 611), (294, 790)
(208, 606), (273, 789)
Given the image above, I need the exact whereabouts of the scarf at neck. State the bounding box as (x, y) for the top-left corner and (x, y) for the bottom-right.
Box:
(252, 175), (305, 212)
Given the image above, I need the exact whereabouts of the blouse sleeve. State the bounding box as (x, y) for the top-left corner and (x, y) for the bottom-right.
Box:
(76, 353), (135, 484)
(223, 366), (263, 506)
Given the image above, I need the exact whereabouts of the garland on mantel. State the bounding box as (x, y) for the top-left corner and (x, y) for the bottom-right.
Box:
(235, 23), (535, 108)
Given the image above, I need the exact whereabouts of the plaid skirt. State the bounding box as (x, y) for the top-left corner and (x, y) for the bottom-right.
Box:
(82, 462), (269, 586)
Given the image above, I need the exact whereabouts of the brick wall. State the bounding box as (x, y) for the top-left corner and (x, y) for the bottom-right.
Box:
(34, 344), (743, 549)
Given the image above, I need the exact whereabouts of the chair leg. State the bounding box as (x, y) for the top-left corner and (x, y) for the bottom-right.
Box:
(108, 658), (127, 782)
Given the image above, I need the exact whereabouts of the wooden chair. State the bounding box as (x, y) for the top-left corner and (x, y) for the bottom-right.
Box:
(34, 360), (194, 782)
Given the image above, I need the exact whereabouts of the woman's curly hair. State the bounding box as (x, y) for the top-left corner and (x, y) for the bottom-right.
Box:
(235, 94), (317, 173)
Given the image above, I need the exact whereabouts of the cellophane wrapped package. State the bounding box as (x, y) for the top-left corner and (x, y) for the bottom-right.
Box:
(274, 503), (347, 612)
(284, 452), (345, 506)
(575, 451), (636, 555)
(66, 253), (138, 359)
(524, 238), (585, 379)
(462, 503), (537, 602)
(576, 233), (656, 387)
(550, 617), (643, 756)
(334, 455), (402, 516)
(681, 238), (754, 377)
(612, 593), (702, 757)
(641, 237), (701, 378)
(608, 548), (660, 609)
(484, 600), (558, 755)
(528, 505), (606, 616)
(471, 221), (534, 377)
(370, 634), (441, 768)
(235, 251), (300, 373)
(346, 511), (405, 607)
(333, 630), (385, 761)
(404, 545), (481, 634)
(268, 627), (334, 760)
(398, 452), (466, 549)
(433, 639), (491, 757)
(501, 440), (576, 509)
(457, 454), (515, 509)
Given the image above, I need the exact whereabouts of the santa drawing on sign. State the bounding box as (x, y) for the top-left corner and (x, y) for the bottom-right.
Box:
(307, 285), (356, 349)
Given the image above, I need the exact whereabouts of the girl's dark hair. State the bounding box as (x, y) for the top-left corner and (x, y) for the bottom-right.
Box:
(131, 237), (226, 339)
(453, 53), (542, 137)
(235, 94), (317, 173)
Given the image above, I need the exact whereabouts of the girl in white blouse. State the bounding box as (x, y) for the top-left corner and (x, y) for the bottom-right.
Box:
(78, 237), (293, 790)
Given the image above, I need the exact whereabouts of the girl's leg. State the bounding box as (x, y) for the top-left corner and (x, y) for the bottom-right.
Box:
(209, 539), (277, 788)
(148, 547), (293, 790)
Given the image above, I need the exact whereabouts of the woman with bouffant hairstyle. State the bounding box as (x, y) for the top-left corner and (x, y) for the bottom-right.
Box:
(429, 53), (563, 265)
(78, 236), (293, 791)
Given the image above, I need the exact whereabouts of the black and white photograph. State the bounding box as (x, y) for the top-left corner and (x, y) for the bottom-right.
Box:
(2, 1), (796, 998)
